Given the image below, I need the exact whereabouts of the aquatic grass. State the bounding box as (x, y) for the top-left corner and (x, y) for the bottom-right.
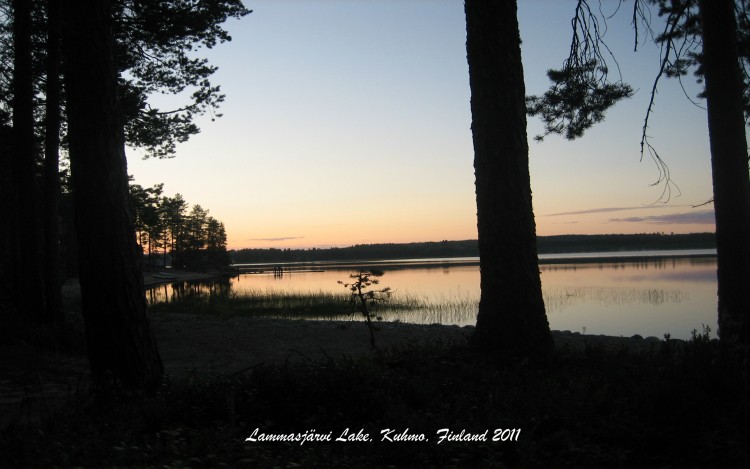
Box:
(235, 290), (358, 320)
(149, 288), (356, 319)
(542, 286), (686, 313)
(383, 291), (479, 325)
(148, 286), (481, 323)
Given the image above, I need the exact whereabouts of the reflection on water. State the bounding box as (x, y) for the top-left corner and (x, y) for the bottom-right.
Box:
(147, 255), (718, 340)
(544, 287), (686, 313)
(146, 278), (232, 305)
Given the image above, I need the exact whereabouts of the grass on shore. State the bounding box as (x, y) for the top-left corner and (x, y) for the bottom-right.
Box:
(1, 326), (749, 468)
(149, 288), (358, 319)
(148, 288), (479, 323)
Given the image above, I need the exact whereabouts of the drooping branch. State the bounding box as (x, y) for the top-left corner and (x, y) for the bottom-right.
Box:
(638, 0), (700, 201)
(527, 0), (633, 141)
(632, 0), (656, 52)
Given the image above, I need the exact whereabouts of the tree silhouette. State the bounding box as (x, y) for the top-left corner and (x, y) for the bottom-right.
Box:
(160, 194), (188, 268)
(10, 0), (45, 323)
(339, 270), (391, 349)
(530, 0), (750, 347)
(464, 0), (553, 356)
(525, 0), (633, 141)
(130, 185), (230, 270)
(129, 182), (164, 269)
(0, 0), (249, 331)
(63, 0), (163, 391)
(43, 0), (63, 326)
(697, 0), (750, 346)
(174, 204), (230, 269)
(115, 0), (251, 158)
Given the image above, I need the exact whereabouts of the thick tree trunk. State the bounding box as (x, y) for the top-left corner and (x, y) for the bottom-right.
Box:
(44, 0), (64, 326)
(0, 126), (12, 304)
(62, 0), (163, 391)
(698, 0), (750, 346)
(465, 0), (553, 355)
(11, 0), (46, 322)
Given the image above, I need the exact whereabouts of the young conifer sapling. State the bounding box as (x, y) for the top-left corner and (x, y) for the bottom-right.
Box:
(338, 270), (391, 348)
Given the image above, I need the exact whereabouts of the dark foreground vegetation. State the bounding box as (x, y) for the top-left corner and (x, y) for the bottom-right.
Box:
(1, 325), (748, 468)
(230, 233), (716, 264)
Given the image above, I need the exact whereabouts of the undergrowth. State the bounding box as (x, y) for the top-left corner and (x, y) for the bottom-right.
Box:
(2, 330), (749, 468)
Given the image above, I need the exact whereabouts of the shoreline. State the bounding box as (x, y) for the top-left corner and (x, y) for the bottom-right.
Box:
(231, 249), (717, 272)
(54, 261), (687, 376)
(142, 269), (232, 287)
(4, 285), (672, 427)
(62, 272), (670, 374)
(63, 274), (670, 362)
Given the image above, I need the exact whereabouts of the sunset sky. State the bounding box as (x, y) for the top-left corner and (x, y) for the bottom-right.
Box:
(127, 1), (715, 250)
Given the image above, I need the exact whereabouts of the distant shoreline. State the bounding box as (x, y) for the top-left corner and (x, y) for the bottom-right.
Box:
(537, 248), (717, 264)
(230, 233), (716, 265)
(141, 248), (717, 284)
(231, 248), (717, 272)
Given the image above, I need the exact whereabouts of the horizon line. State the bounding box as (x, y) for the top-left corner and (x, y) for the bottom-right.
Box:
(227, 231), (716, 251)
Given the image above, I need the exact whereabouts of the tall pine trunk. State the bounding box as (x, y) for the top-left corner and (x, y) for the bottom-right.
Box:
(465, 0), (553, 356)
(62, 0), (163, 391)
(11, 0), (45, 322)
(44, 0), (64, 326)
(698, 0), (750, 346)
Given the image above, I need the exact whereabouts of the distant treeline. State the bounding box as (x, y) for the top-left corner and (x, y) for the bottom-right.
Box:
(230, 232), (716, 264)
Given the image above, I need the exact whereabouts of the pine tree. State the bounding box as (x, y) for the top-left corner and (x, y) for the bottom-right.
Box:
(63, 0), (163, 391)
(465, 0), (553, 356)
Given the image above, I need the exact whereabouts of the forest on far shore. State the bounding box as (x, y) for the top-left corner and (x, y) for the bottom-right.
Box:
(230, 232), (716, 264)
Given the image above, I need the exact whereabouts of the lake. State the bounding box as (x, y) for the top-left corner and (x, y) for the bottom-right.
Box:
(147, 250), (719, 340)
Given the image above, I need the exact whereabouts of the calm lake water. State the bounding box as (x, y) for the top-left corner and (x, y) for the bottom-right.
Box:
(148, 250), (719, 340)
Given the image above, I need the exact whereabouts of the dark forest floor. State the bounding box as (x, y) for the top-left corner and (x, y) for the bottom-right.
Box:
(1, 313), (748, 468)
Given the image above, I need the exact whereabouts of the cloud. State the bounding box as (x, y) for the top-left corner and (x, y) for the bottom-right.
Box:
(609, 210), (715, 225)
(545, 205), (675, 217)
(247, 236), (305, 242)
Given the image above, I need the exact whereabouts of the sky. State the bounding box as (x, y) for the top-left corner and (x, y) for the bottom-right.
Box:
(127, 0), (716, 250)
